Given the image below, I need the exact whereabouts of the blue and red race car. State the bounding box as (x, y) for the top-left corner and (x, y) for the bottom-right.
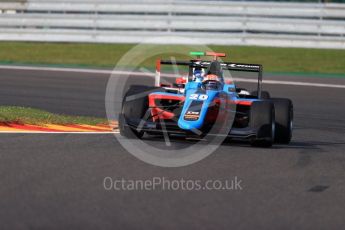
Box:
(119, 51), (293, 147)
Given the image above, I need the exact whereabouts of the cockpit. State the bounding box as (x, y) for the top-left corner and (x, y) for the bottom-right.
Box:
(201, 61), (224, 90)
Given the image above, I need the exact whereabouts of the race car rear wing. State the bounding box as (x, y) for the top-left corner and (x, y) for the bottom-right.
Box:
(156, 59), (263, 98)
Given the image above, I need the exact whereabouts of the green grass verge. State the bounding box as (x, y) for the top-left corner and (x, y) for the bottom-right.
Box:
(0, 106), (108, 125)
(1, 42), (345, 75)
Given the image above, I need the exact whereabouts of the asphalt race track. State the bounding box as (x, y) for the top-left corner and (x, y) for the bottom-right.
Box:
(1, 66), (345, 229)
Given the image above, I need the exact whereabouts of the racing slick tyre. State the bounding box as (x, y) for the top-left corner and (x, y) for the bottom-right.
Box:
(270, 98), (293, 144)
(250, 101), (275, 147)
(119, 85), (163, 139)
(119, 113), (143, 139)
(251, 90), (271, 99)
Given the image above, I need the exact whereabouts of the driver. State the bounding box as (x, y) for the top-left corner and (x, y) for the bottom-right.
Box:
(202, 74), (223, 90)
(205, 60), (224, 83)
(203, 74), (220, 82)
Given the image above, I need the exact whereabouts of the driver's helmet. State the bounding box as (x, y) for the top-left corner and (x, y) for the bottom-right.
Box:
(202, 74), (220, 82)
(206, 60), (224, 83)
(202, 74), (222, 90)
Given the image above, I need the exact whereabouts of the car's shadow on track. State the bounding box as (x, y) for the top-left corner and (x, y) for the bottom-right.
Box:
(139, 135), (345, 150)
(282, 141), (345, 149)
(139, 135), (284, 149)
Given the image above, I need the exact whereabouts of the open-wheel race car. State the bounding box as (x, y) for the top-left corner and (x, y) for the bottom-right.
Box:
(119, 51), (293, 147)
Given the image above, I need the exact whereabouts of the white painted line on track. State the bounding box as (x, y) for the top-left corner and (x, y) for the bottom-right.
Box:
(232, 78), (345, 89)
(0, 65), (113, 74)
(1, 65), (345, 89)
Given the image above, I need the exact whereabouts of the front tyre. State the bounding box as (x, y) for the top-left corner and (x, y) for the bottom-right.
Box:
(119, 85), (163, 139)
(119, 113), (144, 139)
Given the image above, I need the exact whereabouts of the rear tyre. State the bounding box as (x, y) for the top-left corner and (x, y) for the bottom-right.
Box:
(250, 101), (275, 147)
(270, 98), (293, 144)
(119, 85), (163, 139)
(251, 90), (271, 99)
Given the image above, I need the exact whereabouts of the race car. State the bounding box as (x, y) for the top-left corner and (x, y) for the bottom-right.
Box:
(119, 51), (293, 147)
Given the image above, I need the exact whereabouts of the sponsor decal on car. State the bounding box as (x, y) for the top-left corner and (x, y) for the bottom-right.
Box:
(227, 63), (260, 69)
(189, 94), (208, 100)
(184, 111), (200, 121)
